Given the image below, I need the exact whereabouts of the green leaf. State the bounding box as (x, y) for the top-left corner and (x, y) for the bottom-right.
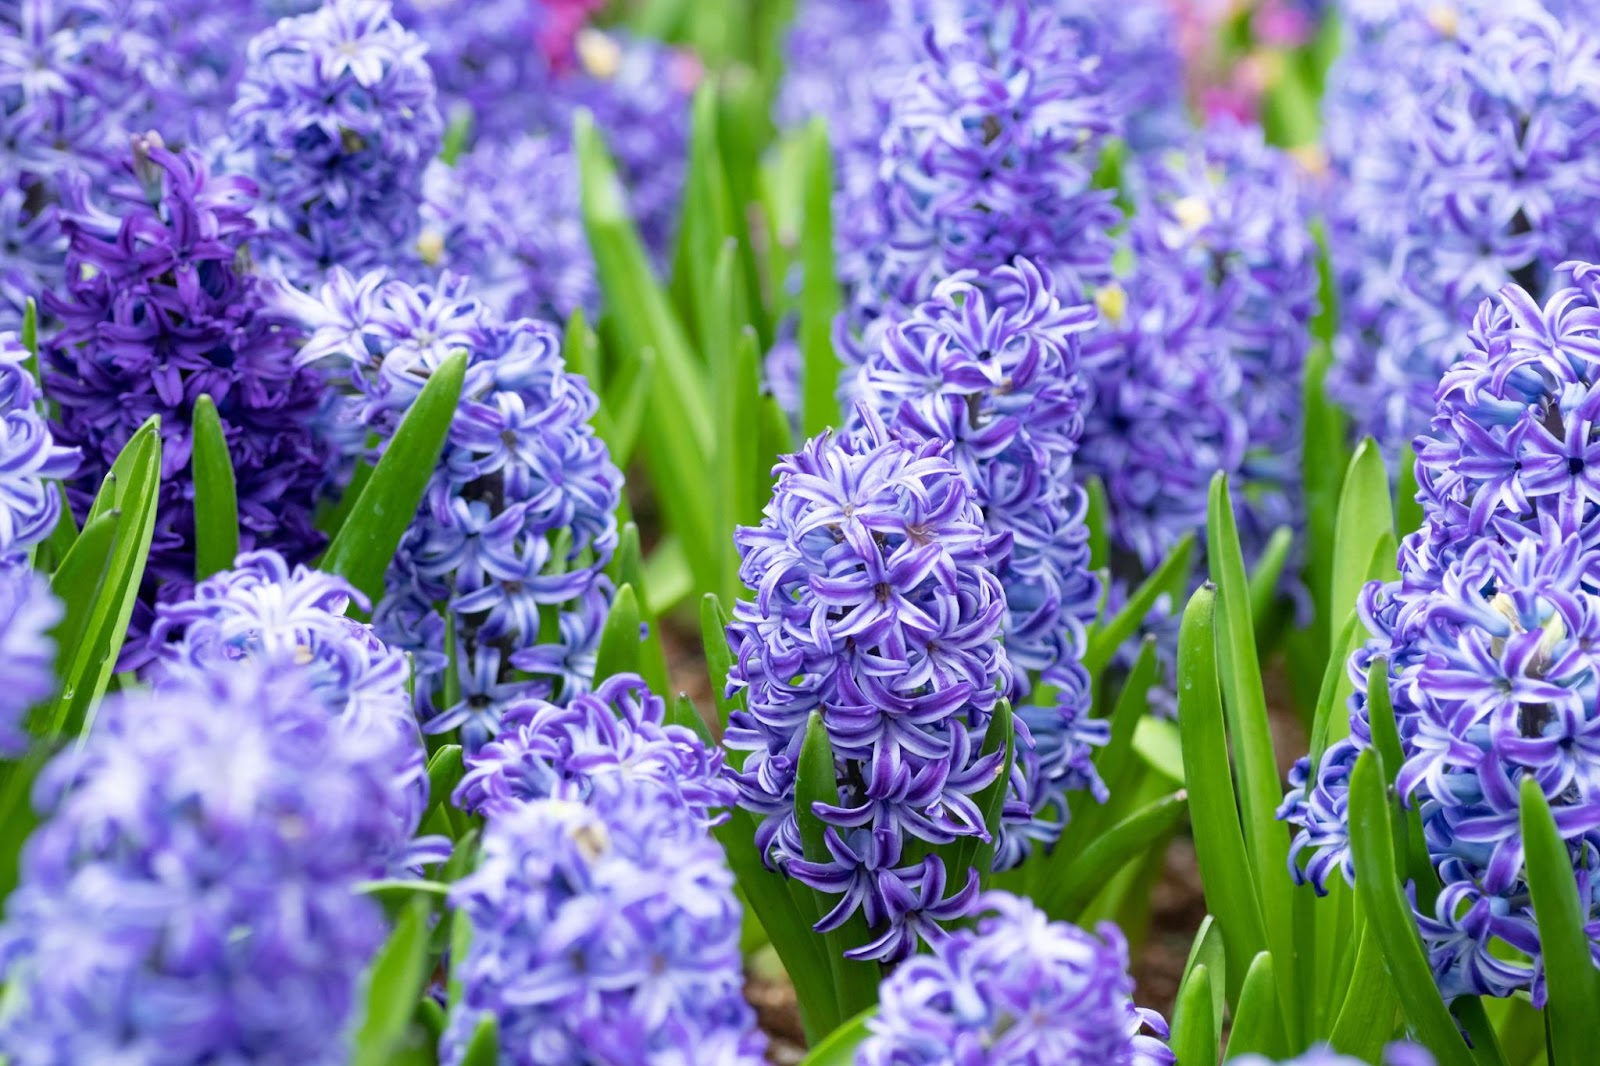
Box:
(21, 297), (39, 386)
(357, 878), (451, 918)
(440, 106), (472, 166)
(190, 395), (239, 580)
(1037, 791), (1188, 920)
(1085, 531), (1196, 678)
(1179, 916), (1227, 1044)
(670, 694), (714, 745)
(1226, 952), (1288, 1061)
(671, 85), (740, 345)
(1176, 582), (1267, 1003)
(41, 483), (79, 570)
(352, 897), (435, 1066)
(321, 351), (465, 605)
(426, 744), (464, 836)
(1085, 476), (1111, 573)
(594, 583), (643, 681)
(962, 699), (1016, 888)
(796, 1009), (874, 1066)
(609, 524), (672, 695)
(1519, 776), (1599, 1066)
(456, 1017), (497, 1066)
(1304, 609), (1362, 795)
(1207, 474), (1297, 1037)
(1248, 525), (1294, 644)
(1170, 963), (1219, 1066)
(1328, 440), (1394, 648)
(1396, 441), (1424, 537)
(1347, 749), (1476, 1066)
(46, 512), (118, 690)
(1132, 717), (1185, 786)
(800, 118), (841, 439)
(702, 593), (741, 732)
(1301, 329), (1349, 660)
(795, 711), (880, 1022)
(1326, 921), (1398, 1061)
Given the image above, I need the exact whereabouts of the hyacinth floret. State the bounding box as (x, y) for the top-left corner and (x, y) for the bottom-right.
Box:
(281, 268), (621, 750)
(841, 0), (1117, 361)
(454, 672), (737, 824)
(44, 141), (331, 634)
(442, 786), (766, 1066)
(419, 133), (596, 324)
(855, 258), (1106, 866)
(0, 666), (395, 1065)
(724, 414), (1011, 961)
(228, 0), (442, 278)
(857, 891), (1173, 1066)
(1323, 1), (1600, 453)
(148, 549), (431, 865)
(1081, 122), (1318, 570)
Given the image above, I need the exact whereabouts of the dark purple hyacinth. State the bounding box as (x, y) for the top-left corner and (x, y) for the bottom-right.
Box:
(147, 550), (434, 868)
(854, 258), (1106, 867)
(0, 665), (396, 1065)
(857, 891), (1173, 1066)
(834, 0), (1119, 372)
(1282, 270), (1600, 1002)
(227, 0), (442, 279)
(454, 672), (736, 826)
(279, 268), (622, 751)
(1323, 1), (1600, 454)
(419, 133), (596, 325)
(725, 416), (1011, 961)
(43, 141), (332, 637)
(1081, 121), (1318, 572)
(442, 785), (767, 1066)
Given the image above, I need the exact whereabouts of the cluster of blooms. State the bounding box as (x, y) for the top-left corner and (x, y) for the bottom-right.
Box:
(0, 666), (397, 1064)
(1081, 121), (1319, 571)
(856, 891), (1172, 1066)
(1282, 268), (1600, 1001)
(226, 0), (443, 278)
(419, 134), (596, 325)
(725, 418), (1011, 961)
(1322, 0), (1600, 454)
(442, 784), (766, 1066)
(44, 141), (332, 633)
(853, 259), (1106, 866)
(280, 268), (621, 751)
(1231, 1048), (1434, 1066)
(454, 672), (736, 824)
(147, 550), (433, 867)
(834, 0), (1121, 365)
(390, 0), (602, 140)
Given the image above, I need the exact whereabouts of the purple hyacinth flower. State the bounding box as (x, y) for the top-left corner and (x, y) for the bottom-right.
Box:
(277, 268), (622, 750)
(725, 414), (1012, 960)
(0, 562), (60, 755)
(43, 141), (333, 650)
(0, 665), (396, 1064)
(441, 786), (767, 1066)
(227, 0), (442, 279)
(1229, 1046), (1435, 1066)
(147, 549), (435, 868)
(0, 331), (76, 562)
(857, 891), (1173, 1066)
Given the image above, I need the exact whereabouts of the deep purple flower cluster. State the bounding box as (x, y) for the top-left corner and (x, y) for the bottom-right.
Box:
(442, 785), (767, 1066)
(854, 259), (1106, 866)
(455, 672), (737, 825)
(281, 268), (622, 750)
(1283, 272), (1600, 1001)
(857, 891), (1172, 1066)
(836, 0), (1118, 363)
(1081, 122), (1319, 570)
(43, 142), (332, 628)
(419, 134), (596, 325)
(725, 419), (1011, 961)
(0, 666), (395, 1065)
(1323, 0), (1600, 454)
(227, 0), (442, 278)
(148, 550), (431, 866)
(0, 564), (59, 754)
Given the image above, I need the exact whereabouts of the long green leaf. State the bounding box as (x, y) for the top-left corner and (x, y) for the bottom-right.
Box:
(352, 897), (435, 1066)
(1326, 920), (1398, 1061)
(1177, 582), (1267, 1003)
(795, 1009), (874, 1066)
(1171, 963), (1219, 1066)
(190, 394), (239, 580)
(1347, 749), (1475, 1066)
(800, 118), (840, 438)
(1328, 440), (1394, 651)
(1396, 441), (1424, 538)
(321, 351), (465, 605)
(593, 583), (643, 682)
(1180, 916), (1228, 1045)
(1207, 474), (1297, 1038)
(1037, 791), (1188, 920)
(1226, 952), (1288, 1061)
(46, 511), (118, 689)
(1520, 776), (1598, 1066)
(1085, 476), (1111, 573)
(456, 1018), (498, 1066)
(609, 524), (672, 695)
(702, 593), (741, 732)
(1085, 531), (1196, 677)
